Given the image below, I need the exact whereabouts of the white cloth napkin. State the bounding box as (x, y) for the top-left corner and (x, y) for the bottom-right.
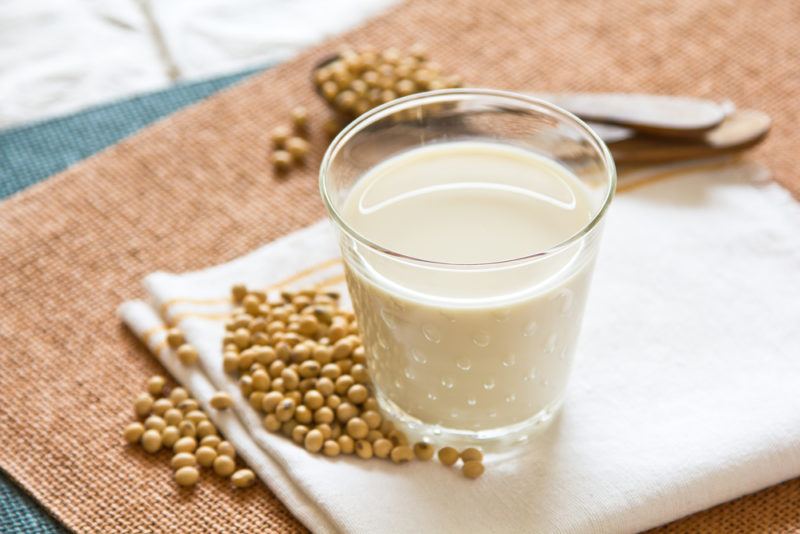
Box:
(119, 159), (800, 534)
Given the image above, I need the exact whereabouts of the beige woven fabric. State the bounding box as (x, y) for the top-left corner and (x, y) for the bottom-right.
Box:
(0, 0), (798, 531)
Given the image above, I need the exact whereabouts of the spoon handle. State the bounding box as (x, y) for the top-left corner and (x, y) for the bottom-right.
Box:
(529, 92), (729, 138)
(608, 109), (771, 164)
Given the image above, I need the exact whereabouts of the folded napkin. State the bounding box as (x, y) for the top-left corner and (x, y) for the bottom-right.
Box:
(119, 159), (800, 533)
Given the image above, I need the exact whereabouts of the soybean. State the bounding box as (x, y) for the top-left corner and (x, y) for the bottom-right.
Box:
(210, 391), (233, 410)
(213, 455), (236, 477)
(141, 429), (162, 453)
(232, 469), (256, 488)
(438, 447), (459, 466)
(123, 422), (145, 444)
(175, 466), (200, 487)
(462, 460), (485, 479)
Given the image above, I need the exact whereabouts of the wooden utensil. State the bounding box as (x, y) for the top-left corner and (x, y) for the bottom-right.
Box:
(530, 92), (729, 138)
(607, 109), (771, 164)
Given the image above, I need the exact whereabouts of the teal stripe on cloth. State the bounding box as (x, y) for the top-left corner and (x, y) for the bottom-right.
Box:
(0, 66), (262, 533)
(0, 469), (62, 534)
(0, 68), (259, 198)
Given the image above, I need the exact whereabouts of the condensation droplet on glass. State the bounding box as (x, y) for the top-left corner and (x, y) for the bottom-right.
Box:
(380, 308), (397, 329)
(483, 378), (495, 390)
(422, 324), (441, 344)
(377, 332), (389, 350)
(472, 330), (491, 348)
(404, 367), (416, 380)
(438, 310), (457, 323)
(427, 392), (438, 401)
(467, 397), (477, 407)
(545, 334), (558, 354)
(456, 356), (472, 371)
(502, 352), (516, 367)
(440, 376), (454, 389)
(558, 288), (574, 315)
(523, 320), (538, 337)
(505, 393), (516, 403)
(492, 309), (511, 322)
(411, 347), (427, 364)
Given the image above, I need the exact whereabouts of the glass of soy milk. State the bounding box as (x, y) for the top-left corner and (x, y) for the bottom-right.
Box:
(320, 89), (615, 446)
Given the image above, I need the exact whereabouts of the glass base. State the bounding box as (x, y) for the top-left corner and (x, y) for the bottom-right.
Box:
(376, 390), (564, 452)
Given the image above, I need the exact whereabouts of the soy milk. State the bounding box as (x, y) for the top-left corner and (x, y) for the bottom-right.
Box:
(341, 141), (598, 434)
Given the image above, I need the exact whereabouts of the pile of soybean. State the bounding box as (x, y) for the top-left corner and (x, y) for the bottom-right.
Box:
(313, 45), (462, 122)
(123, 285), (485, 490)
(270, 45), (464, 175)
(123, 376), (255, 489)
(224, 284), (485, 478)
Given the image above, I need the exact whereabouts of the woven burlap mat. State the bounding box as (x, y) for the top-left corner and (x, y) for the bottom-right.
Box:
(1, 0), (798, 531)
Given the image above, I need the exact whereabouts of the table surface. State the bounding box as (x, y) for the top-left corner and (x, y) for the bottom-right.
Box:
(0, 68), (256, 533)
(3, 63), (800, 534)
(0, 2), (800, 531)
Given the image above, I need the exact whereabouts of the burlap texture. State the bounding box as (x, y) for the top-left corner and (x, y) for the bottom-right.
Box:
(1, 0), (798, 531)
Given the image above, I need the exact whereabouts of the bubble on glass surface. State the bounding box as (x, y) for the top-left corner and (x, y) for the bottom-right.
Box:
(440, 376), (454, 389)
(449, 409), (459, 419)
(380, 308), (398, 329)
(492, 309), (511, 322)
(377, 332), (389, 350)
(556, 288), (574, 315)
(545, 334), (558, 354)
(404, 367), (416, 380)
(489, 410), (497, 418)
(472, 330), (491, 347)
(422, 324), (441, 344)
(505, 393), (516, 403)
(467, 397), (477, 407)
(411, 347), (427, 364)
(438, 310), (457, 323)
(456, 356), (472, 371)
(523, 320), (538, 337)
(483, 378), (495, 390)
(502, 352), (516, 367)
(427, 392), (438, 401)
(394, 378), (403, 390)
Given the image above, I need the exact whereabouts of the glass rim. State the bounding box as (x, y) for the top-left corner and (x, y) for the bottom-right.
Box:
(319, 88), (617, 267)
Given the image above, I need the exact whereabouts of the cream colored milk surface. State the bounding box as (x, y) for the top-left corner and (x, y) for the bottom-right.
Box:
(341, 141), (598, 435)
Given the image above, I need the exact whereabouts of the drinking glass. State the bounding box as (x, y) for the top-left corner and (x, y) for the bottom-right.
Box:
(320, 89), (616, 445)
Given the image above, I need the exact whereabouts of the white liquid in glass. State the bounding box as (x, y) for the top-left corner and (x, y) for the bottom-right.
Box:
(341, 141), (597, 432)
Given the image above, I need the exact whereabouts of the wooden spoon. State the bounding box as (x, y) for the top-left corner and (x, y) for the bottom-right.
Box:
(607, 109), (771, 164)
(529, 92), (729, 138)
